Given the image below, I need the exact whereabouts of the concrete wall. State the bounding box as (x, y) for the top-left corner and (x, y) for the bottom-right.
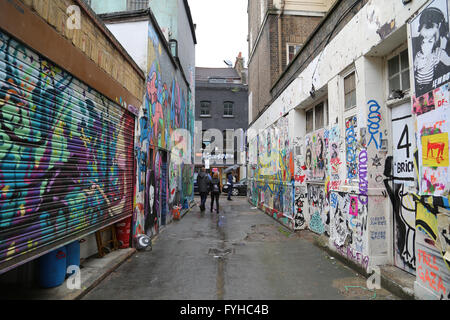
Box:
(247, 0), (450, 300)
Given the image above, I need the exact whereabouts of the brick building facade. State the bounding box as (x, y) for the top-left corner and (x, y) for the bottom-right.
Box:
(248, 0), (334, 123)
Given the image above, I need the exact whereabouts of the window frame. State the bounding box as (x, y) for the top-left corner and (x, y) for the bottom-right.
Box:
(223, 101), (234, 118)
(386, 44), (411, 99)
(286, 43), (302, 66)
(344, 71), (357, 111)
(305, 99), (329, 134)
(200, 101), (211, 117)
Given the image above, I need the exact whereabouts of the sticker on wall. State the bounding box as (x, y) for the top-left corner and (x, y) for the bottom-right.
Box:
(416, 109), (450, 196)
(421, 132), (449, 167)
(349, 196), (358, 216)
(413, 83), (450, 116)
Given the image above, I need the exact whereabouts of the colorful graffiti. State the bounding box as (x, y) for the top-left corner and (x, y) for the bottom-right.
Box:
(305, 129), (328, 181)
(367, 100), (383, 150)
(345, 116), (358, 180)
(0, 32), (134, 265)
(417, 109), (449, 196)
(247, 117), (296, 228)
(330, 190), (368, 258)
(307, 184), (329, 235)
(133, 23), (194, 237)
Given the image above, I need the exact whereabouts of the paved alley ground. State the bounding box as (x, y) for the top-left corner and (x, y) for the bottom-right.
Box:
(83, 197), (399, 300)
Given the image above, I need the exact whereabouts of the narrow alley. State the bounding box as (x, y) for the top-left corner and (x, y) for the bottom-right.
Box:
(1, 0), (449, 305)
(83, 197), (398, 300)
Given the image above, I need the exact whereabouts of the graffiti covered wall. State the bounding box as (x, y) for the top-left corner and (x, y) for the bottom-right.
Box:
(133, 22), (194, 239)
(407, 0), (450, 298)
(246, 0), (449, 300)
(247, 117), (296, 229)
(0, 31), (135, 270)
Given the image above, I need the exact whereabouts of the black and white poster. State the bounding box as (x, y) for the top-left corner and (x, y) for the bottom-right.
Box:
(410, 0), (450, 98)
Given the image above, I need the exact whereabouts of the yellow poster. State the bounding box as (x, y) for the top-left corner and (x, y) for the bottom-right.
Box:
(421, 133), (449, 167)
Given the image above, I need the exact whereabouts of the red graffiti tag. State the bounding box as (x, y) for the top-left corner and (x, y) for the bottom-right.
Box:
(417, 249), (446, 295)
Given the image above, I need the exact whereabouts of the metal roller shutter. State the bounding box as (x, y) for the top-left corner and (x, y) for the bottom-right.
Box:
(0, 31), (135, 274)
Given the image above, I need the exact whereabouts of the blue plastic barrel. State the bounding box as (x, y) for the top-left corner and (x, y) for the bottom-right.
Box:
(38, 247), (67, 288)
(65, 241), (80, 269)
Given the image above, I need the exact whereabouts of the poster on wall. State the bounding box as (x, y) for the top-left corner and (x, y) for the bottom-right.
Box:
(392, 103), (416, 186)
(416, 108), (450, 195)
(410, 0), (450, 103)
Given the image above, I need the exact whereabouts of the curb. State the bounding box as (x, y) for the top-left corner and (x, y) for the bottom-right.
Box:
(311, 234), (415, 300)
(74, 248), (136, 300)
(180, 200), (196, 219)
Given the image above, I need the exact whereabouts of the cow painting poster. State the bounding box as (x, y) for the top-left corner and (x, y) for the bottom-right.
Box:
(416, 109), (450, 196)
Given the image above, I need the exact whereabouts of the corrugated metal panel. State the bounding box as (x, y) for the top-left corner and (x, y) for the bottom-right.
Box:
(0, 30), (135, 273)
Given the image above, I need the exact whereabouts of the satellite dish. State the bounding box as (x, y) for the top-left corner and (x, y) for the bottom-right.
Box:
(224, 60), (233, 67)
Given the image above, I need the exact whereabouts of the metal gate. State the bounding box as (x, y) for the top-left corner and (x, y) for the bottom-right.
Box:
(0, 31), (135, 274)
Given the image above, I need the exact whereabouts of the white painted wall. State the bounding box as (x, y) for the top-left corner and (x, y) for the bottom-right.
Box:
(247, 0), (450, 300)
(247, 0), (430, 138)
(105, 21), (150, 74)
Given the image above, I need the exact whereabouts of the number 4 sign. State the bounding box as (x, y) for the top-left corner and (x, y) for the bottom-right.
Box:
(391, 103), (415, 185)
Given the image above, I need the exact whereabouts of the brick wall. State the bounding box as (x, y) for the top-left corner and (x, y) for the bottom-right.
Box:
(20, 0), (145, 102)
(249, 19), (272, 122)
(248, 11), (323, 123)
(280, 15), (323, 71)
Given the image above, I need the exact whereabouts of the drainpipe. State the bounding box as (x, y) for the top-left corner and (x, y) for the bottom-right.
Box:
(278, 0), (285, 77)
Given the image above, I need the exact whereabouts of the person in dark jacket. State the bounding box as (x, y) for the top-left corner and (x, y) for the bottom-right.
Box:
(197, 168), (210, 212)
(227, 172), (234, 201)
(210, 172), (221, 213)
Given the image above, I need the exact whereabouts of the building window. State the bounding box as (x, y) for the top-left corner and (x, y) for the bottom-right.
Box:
(127, 0), (148, 11)
(306, 101), (328, 133)
(388, 49), (410, 94)
(344, 72), (356, 111)
(306, 109), (313, 133)
(287, 43), (302, 65)
(315, 102), (324, 129)
(200, 101), (211, 116)
(224, 101), (234, 117)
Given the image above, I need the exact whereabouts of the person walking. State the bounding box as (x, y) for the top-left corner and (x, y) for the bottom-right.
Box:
(197, 168), (210, 212)
(226, 171), (234, 201)
(210, 172), (221, 213)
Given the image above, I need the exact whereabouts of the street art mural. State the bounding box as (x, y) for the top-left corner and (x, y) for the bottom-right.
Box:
(345, 116), (358, 180)
(328, 125), (342, 190)
(329, 190), (368, 258)
(417, 106), (449, 196)
(403, 1), (450, 291)
(133, 23), (194, 239)
(410, 0), (450, 99)
(0, 32), (135, 267)
(383, 160), (417, 274)
(247, 117), (296, 228)
(294, 186), (307, 230)
(307, 184), (329, 235)
(305, 128), (328, 181)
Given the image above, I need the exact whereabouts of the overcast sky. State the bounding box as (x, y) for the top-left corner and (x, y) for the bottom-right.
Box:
(188, 0), (248, 68)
